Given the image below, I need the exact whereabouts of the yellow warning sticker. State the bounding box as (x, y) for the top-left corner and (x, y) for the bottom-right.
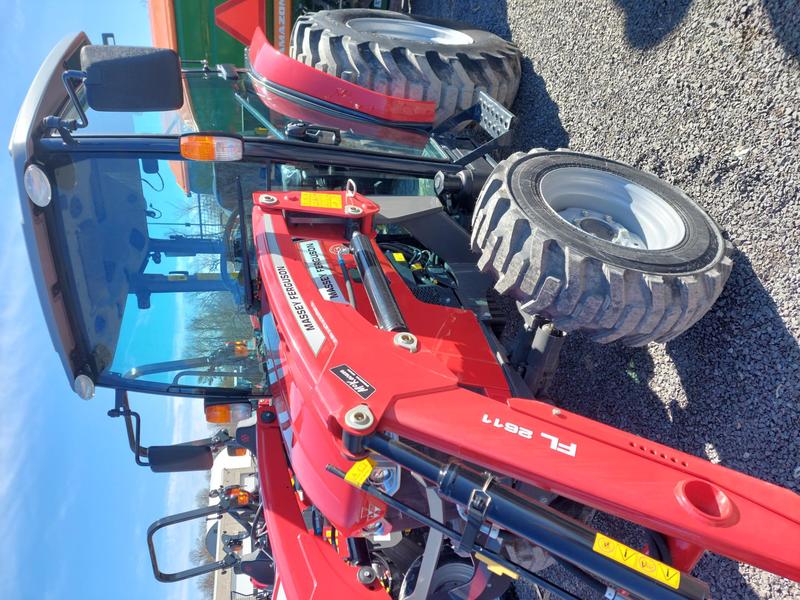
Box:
(392, 252), (406, 262)
(300, 191), (342, 209)
(475, 553), (519, 580)
(344, 457), (376, 488)
(593, 533), (681, 589)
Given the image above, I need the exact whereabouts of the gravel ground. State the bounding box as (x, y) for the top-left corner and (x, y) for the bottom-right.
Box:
(409, 1), (800, 598)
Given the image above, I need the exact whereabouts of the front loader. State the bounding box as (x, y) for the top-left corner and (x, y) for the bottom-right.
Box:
(10, 7), (798, 599)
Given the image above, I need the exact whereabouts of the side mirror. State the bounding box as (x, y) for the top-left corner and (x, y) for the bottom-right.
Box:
(80, 45), (183, 112)
(148, 445), (213, 473)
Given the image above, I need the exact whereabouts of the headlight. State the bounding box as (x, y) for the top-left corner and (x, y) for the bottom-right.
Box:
(24, 164), (52, 207)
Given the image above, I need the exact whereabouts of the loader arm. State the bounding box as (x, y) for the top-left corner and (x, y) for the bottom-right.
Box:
(251, 187), (800, 588)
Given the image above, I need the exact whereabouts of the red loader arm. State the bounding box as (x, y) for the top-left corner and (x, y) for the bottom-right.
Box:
(252, 189), (800, 596)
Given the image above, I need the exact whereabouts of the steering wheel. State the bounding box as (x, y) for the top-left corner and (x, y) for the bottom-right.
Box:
(220, 207), (245, 305)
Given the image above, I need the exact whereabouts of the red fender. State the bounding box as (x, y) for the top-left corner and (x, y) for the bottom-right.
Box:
(247, 27), (436, 124)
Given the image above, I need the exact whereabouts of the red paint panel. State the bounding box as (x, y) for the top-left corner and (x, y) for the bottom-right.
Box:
(383, 393), (800, 581)
(257, 409), (388, 598)
(248, 27), (436, 124)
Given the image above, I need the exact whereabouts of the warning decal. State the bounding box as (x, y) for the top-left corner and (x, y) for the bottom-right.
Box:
(344, 457), (376, 488)
(298, 240), (347, 304)
(261, 215), (326, 355)
(592, 533), (681, 589)
(300, 191), (342, 209)
(331, 364), (376, 400)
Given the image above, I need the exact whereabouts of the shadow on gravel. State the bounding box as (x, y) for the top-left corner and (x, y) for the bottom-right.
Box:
(510, 57), (570, 151)
(665, 249), (800, 489)
(763, 0), (800, 58)
(614, 0), (799, 58)
(613, 0), (693, 48)
(550, 247), (799, 493)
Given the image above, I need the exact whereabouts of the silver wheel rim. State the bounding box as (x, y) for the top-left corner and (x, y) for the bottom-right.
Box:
(539, 166), (686, 250)
(346, 17), (474, 45)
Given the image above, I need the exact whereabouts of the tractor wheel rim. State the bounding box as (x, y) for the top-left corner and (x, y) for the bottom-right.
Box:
(346, 18), (474, 45)
(538, 166), (686, 250)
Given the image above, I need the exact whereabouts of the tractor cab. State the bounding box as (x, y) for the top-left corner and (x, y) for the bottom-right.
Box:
(11, 30), (505, 406)
(11, 32), (466, 399)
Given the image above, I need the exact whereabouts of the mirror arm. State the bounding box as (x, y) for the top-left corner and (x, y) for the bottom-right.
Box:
(108, 391), (239, 469)
(42, 70), (89, 141)
(108, 389), (149, 466)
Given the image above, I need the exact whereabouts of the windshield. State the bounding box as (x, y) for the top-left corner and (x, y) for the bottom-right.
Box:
(48, 155), (267, 395)
(58, 68), (447, 160)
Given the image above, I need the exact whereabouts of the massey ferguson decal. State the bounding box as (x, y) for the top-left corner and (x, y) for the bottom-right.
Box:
(261, 215), (325, 355)
(298, 240), (347, 304)
(482, 414), (577, 457)
(331, 365), (376, 400)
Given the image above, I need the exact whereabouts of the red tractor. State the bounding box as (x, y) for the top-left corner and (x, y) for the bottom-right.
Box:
(11, 6), (798, 599)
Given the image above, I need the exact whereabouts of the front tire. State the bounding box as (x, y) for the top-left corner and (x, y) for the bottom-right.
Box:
(472, 150), (734, 346)
(290, 9), (521, 124)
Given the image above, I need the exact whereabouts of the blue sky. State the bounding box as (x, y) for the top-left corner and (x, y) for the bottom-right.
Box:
(0, 2), (209, 599)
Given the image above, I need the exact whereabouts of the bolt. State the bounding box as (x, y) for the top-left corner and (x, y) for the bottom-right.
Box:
(581, 210), (589, 217)
(605, 214), (614, 223)
(552, 408), (562, 416)
(369, 467), (392, 484)
(344, 405), (375, 431)
(259, 194), (278, 205)
(345, 205), (364, 215)
(362, 520), (383, 533)
(393, 332), (419, 352)
(261, 410), (276, 423)
(357, 566), (377, 585)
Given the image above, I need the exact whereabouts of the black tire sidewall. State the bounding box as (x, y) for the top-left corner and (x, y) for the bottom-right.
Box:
(309, 9), (511, 55)
(508, 152), (724, 275)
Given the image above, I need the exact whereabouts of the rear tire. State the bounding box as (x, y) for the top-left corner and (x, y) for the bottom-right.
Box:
(290, 9), (521, 124)
(471, 150), (734, 346)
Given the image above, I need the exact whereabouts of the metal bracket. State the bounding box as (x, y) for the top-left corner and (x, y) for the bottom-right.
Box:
(107, 389), (148, 466)
(458, 474), (494, 554)
(284, 120), (342, 145)
(432, 91), (515, 166)
(42, 70), (89, 141)
(404, 473), (446, 600)
(147, 501), (249, 582)
(217, 63), (240, 80)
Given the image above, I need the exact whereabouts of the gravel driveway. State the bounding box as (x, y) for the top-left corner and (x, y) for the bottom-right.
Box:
(411, 1), (800, 598)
